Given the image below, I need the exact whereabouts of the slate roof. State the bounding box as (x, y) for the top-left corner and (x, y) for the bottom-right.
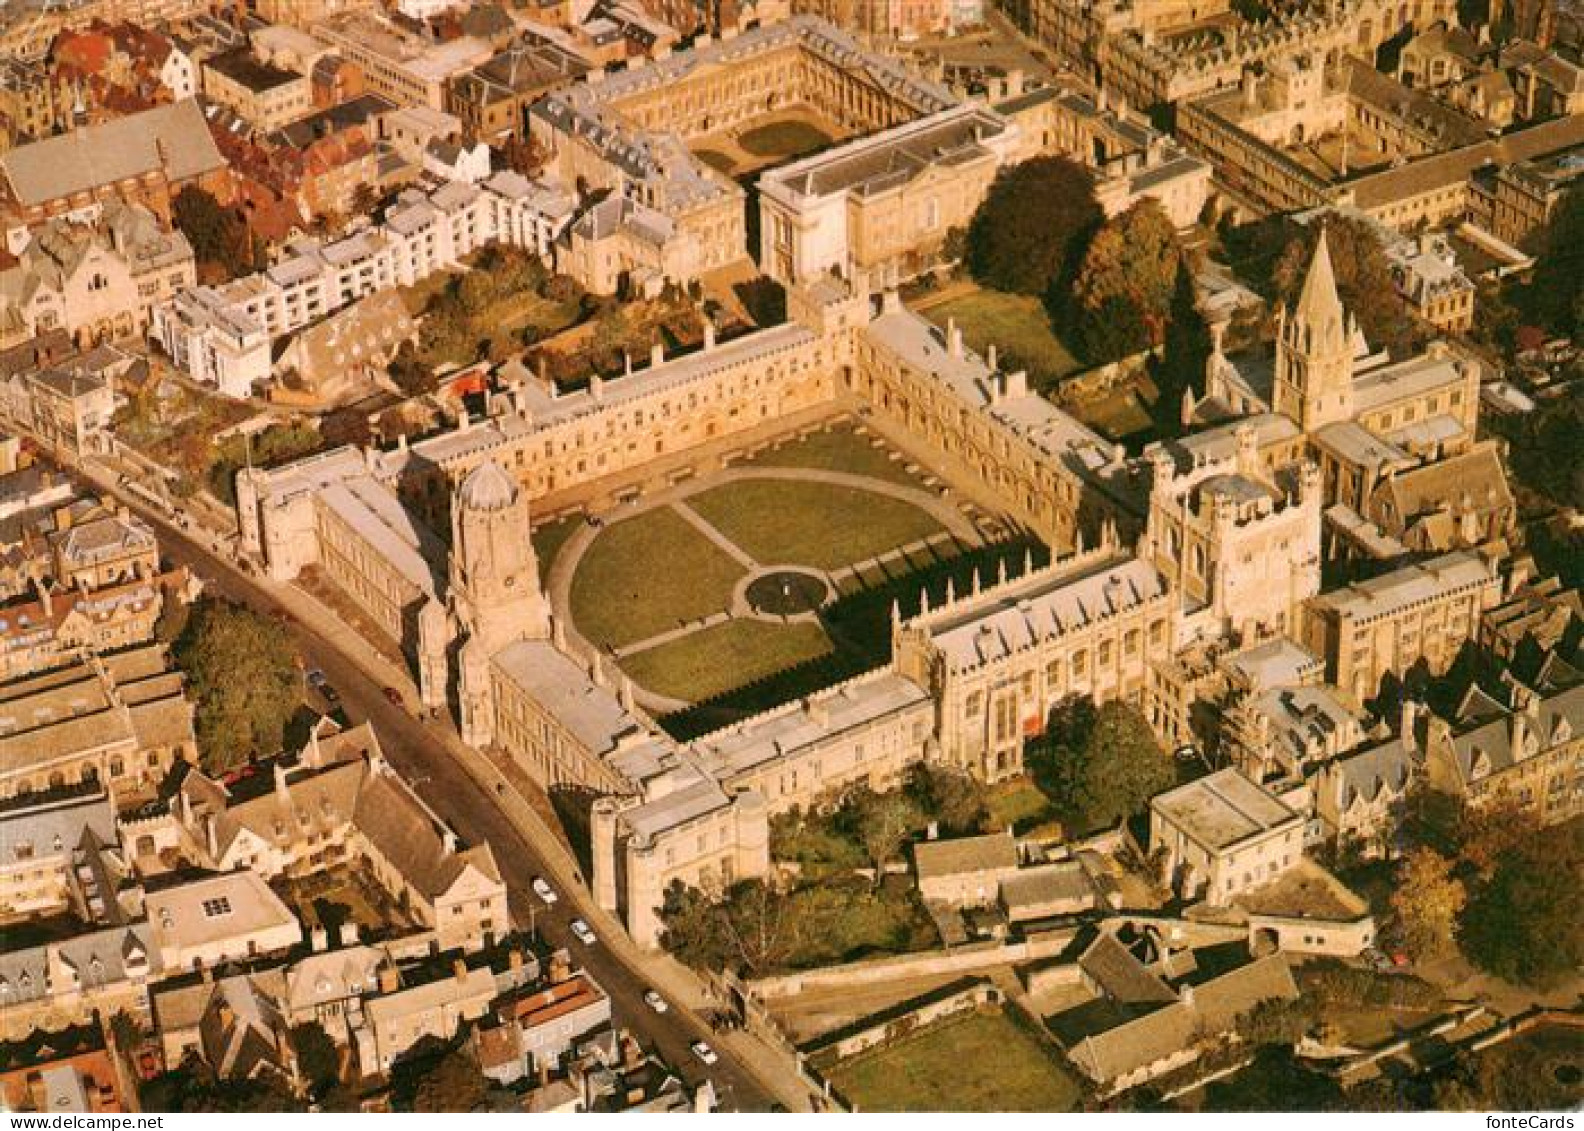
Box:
(0, 99), (225, 206)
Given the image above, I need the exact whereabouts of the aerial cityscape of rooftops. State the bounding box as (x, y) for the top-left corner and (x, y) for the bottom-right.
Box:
(0, 0), (1579, 1115)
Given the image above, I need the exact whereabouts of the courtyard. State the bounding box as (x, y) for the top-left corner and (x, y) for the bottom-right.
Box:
(548, 421), (986, 710)
(822, 1006), (1085, 1112)
(689, 109), (842, 177)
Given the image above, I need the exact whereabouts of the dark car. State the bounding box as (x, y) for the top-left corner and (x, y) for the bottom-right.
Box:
(382, 686), (404, 707)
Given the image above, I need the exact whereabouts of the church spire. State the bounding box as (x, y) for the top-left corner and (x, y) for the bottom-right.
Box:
(1294, 226), (1344, 333)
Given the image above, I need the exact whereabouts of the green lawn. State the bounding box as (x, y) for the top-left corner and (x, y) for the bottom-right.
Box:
(485, 290), (581, 339)
(619, 618), (833, 703)
(738, 119), (833, 159)
(919, 289), (1081, 393)
(688, 480), (945, 572)
(569, 508), (746, 649)
(985, 778), (1060, 836)
(694, 149), (738, 175)
(531, 515), (582, 584)
(826, 1007), (1084, 1112)
(744, 425), (923, 488)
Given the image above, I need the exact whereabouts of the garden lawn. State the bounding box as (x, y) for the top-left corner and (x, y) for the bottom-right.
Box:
(826, 1007), (1084, 1112)
(687, 480), (944, 571)
(919, 288), (1081, 392)
(569, 508), (745, 649)
(618, 618), (833, 703)
(737, 119), (833, 159)
(744, 424), (923, 488)
(531, 516), (582, 584)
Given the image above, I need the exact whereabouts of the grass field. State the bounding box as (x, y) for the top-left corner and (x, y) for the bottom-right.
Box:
(743, 425), (923, 488)
(919, 289), (1081, 393)
(687, 480), (944, 572)
(531, 515), (581, 584)
(569, 508), (745, 648)
(694, 149), (738, 175)
(619, 618), (833, 702)
(826, 1007), (1084, 1112)
(738, 119), (833, 159)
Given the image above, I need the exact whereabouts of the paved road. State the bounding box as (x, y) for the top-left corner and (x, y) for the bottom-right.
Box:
(76, 468), (785, 1112)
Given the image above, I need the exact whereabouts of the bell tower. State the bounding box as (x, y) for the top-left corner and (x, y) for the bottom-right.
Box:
(449, 458), (549, 653)
(448, 459), (549, 747)
(1273, 229), (1355, 432)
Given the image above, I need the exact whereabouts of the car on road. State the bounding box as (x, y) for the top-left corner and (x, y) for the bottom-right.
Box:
(322, 685), (341, 705)
(382, 686), (404, 707)
(643, 990), (668, 1013)
(570, 919), (596, 945)
(531, 877), (557, 905)
(306, 669), (327, 689)
(690, 1041), (717, 1066)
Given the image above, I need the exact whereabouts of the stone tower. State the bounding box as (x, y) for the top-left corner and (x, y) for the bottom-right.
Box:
(449, 459), (549, 747)
(1273, 229), (1356, 433)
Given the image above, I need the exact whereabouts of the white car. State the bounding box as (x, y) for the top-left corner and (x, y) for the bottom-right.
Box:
(690, 1041), (718, 1066)
(531, 877), (557, 904)
(570, 918), (596, 945)
(643, 990), (668, 1013)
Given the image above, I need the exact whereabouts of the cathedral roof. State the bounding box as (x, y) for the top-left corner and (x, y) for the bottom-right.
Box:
(457, 459), (517, 512)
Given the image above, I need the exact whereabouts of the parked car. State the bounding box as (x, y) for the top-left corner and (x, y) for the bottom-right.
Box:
(690, 1041), (718, 1066)
(643, 990), (668, 1013)
(306, 669), (328, 689)
(570, 919), (596, 946)
(531, 877), (558, 904)
(322, 685), (341, 705)
(382, 686), (404, 707)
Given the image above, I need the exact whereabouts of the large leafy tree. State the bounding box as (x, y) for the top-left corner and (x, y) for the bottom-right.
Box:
(1272, 214), (1422, 357)
(841, 786), (926, 884)
(1044, 700), (1174, 832)
(656, 878), (796, 976)
(1458, 819), (1583, 988)
(1068, 199), (1184, 363)
(1389, 848), (1467, 960)
(1525, 185), (1584, 335)
(290, 1023), (340, 1097)
(410, 1047), (489, 1113)
(174, 597), (301, 772)
(906, 762), (988, 835)
(172, 185), (257, 281)
(966, 156), (1102, 296)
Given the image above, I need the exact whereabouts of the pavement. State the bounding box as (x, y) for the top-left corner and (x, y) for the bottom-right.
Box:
(62, 455), (820, 1113)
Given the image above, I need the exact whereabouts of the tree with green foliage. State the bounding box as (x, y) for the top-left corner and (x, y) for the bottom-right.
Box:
(1272, 215), (1422, 358)
(409, 1047), (489, 1113)
(1235, 995), (1316, 1047)
(290, 1022), (340, 1097)
(174, 597), (301, 772)
(209, 422), (324, 506)
(966, 156), (1102, 296)
(1458, 819), (1583, 988)
(1068, 199), (1184, 363)
(172, 185), (257, 280)
(842, 786), (926, 883)
(1038, 700), (1173, 832)
(1487, 387), (1584, 512)
(1525, 186), (1584, 335)
(907, 762), (988, 835)
(658, 880), (732, 971)
(656, 877), (797, 976)
(1203, 1046), (1344, 1111)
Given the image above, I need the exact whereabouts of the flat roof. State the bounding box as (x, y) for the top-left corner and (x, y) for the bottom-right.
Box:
(1152, 768), (1299, 852)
